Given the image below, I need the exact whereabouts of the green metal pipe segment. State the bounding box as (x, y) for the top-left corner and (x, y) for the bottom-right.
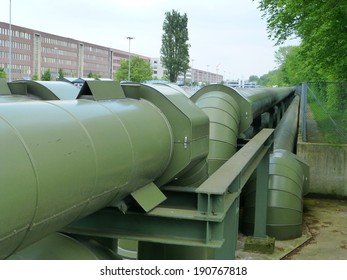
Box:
(190, 85), (295, 176)
(0, 97), (173, 259)
(241, 95), (309, 240)
(193, 90), (240, 175)
(234, 87), (296, 121)
(273, 95), (300, 151)
(0, 79), (307, 259)
(8, 233), (120, 260)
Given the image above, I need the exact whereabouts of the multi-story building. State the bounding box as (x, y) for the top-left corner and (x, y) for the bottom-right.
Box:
(150, 57), (223, 84)
(1, 21), (223, 84)
(0, 21), (149, 81)
(190, 68), (223, 84)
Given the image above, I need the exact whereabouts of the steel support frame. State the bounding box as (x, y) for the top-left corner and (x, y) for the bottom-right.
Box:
(63, 129), (274, 259)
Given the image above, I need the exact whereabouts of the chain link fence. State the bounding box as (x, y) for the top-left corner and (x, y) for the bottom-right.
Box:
(301, 82), (347, 144)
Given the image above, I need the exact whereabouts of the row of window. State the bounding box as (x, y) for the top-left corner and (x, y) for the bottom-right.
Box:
(0, 51), (31, 61)
(84, 54), (109, 62)
(0, 63), (31, 74)
(42, 37), (78, 49)
(42, 57), (77, 66)
(41, 47), (78, 58)
(0, 39), (31, 50)
(84, 62), (109, 70)
(86, 46), (109, 55)
(0, 27), (31, 40)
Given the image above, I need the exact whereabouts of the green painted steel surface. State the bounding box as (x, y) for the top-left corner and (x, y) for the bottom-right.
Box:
(241, 96), (309, 240)
(0, 97), (173, 259)
(8, 233), (120, 260)
(235, 87), (295, 121)
(242, 150), (307, 240)
(117, 239), (138, 259)
(78, 80), (125, 100)
(0, 79), (11, 95)
(11, 80), (80, 100)
(192, 85), (295, 136)
(0, 79), (306, 259)
(64, 129), (274, 260)
(122, 83), (210, 187)
(194, 90), (240, 175)
(274, 95), (300, 151)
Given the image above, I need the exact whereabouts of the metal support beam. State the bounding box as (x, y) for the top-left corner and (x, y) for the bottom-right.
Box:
(63, 129), (274, 259)
(253, 149), (270, 238)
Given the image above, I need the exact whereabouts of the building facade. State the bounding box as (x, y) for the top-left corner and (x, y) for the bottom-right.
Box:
(150, 57), (223, 84)
(0, 22), (149, 81)
(1, 21), (223, 84)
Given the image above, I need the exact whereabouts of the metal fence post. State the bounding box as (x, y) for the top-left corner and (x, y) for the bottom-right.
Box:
(301, 82), (307, 142)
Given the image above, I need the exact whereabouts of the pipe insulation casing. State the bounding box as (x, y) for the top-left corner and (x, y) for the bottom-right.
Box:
(194, 91), (240, 175)
(0, 98), (173, 258)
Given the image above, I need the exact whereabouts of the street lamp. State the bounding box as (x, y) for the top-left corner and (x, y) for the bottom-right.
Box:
(8, 0), (12, 82)
(126, 36), (134, 81)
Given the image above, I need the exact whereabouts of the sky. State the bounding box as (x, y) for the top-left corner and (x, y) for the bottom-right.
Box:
(0, 0), (298, 80)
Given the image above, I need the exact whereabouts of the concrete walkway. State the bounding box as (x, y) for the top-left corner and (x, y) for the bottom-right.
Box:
(237, 197), (347, 260)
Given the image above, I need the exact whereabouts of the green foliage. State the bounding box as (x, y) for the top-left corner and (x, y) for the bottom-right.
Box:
(256, 0), (347, 82)
(41, 69), (51, 81)
(87, 72), (101, 79)
(58, 68), (64, 79)
(160, 9), (190, 82)
(115, 56), (152, 82)
(258, 69), (281, 87)
(255, 0), (347, 116)
(248, 75), (260, 83)
(0, 67), (6, 78)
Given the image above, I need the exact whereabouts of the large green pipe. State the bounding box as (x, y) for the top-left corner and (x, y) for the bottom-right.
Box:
(8, 232), (120, 260)
(235, 87), (296, 121)
(242, 95), (309, 240)
(190, 85), (295, 176)
(0, 97), (173, 259)
(273, 95), (300, 151)
(192, 89), (240, 175)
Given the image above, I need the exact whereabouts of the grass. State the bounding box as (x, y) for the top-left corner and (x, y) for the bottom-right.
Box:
(308, 101), (347, 144)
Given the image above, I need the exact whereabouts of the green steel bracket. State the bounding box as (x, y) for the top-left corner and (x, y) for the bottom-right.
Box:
(131, 182), (167, 213)
(0, 79), (11, 95)
(78, 80), (125, 100)
(63, 129), (274, 254)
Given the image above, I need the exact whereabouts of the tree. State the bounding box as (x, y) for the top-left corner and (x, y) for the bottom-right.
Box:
(41, 69), (51, 81)
(257, 46), (303, 87)
(258, 69), (281, 87)
(0, 67), (6, 78)
(87, 72), (101, 79)
(115, 56), (152, 82)
(58, 68), (64, 79)
(248, 75), (260, 83)
(256, 0), (347, 82)
(160, 9), (190, 83)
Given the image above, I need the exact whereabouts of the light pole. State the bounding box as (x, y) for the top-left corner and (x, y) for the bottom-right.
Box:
(126, 36), (134, 81)
(8, 0), (12, 82)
